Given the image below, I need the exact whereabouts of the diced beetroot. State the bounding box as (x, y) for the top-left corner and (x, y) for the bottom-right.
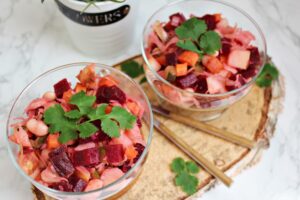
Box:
(240, 64), (257, 79)
(221, 42), (232, 56)
(73, 147), (100, 167)
(195, 75), (208, 93)
(136, 118), (142, 128)
(120, 160), (131, 173)
(176, 73), (198, 89)
(73, 179), (87, 192)
(248, 47), (260, 65)
(49, 146), (75, 178)
(133, 143), (145, 163)
(96, 85), (126, 104)
(54, 79), (71, 98)
(227, 50), (251, 70)
(165, 52), (177, 66)
(105, 144), (124, 164)
(199, 14), (218, 30)
(169, 13), (186, 27)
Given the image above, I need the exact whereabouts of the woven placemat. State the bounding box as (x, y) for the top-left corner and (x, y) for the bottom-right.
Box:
(33, 55), (284, 200)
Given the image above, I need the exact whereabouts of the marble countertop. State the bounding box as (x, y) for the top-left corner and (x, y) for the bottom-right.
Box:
(0, 0), (299, 199)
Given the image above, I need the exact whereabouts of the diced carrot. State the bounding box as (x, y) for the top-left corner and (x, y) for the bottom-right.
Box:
(76, 64), (96, 85)
(47, 133), (60, 149)
(98, 76), (117, 87)
(126, 99), (143, 118)
(214, 13), (222, 22)
(176, 63), (188, 76)
(75, 83), (87, 93)
(62, 90), (73, 102)
(125, 145), (138, 160)
(155, 55), (166, 66)
(202, 56), (224, 74)
(178, 51), (199, 67)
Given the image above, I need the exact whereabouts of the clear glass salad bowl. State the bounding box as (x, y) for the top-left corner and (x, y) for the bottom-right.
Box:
(6, 63), (153, 200)
(141, 0), (267, 121)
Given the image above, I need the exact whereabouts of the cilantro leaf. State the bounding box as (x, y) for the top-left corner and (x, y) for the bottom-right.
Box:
(101, 118), (120, 138)
(65, 110), (82, 119)
(199, 31), (221, 55)
(171, 157), (186, 174)
(78, 122), (98, 138)
(107, 106), (137, 129)
(176, 40), (202, 56)
(121, 60), (144, 78)
(88, 104), (108, 121)
(256, 63), (279, 87)
(69, 91), (96, 114)
(175, 171), (199, 195)
(44, 104), (78, 143)
(175, 18), (207, 41)
(186, 161), (200, 174)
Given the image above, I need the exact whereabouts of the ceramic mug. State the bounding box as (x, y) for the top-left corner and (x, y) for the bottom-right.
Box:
(56, 0), (138, 58)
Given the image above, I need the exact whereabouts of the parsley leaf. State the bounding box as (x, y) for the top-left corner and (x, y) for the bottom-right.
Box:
(175, 18), (207, 41)
(78, 122), (98, 138)
(176, 40), (203, 56)
(199, 31), (221, 55)
(175, 17), (221, 59)
(171, 157), (186, 174)
(121, 60), (144, 78)
(170, 157), (200, 195)
(69, 91), (96, 115)
(88, 104), (108, 121)
(101, 118), (120, 138)
(107, 106), (137, 129)
(175, 172), (199, 195)
(256, 63), (279, 87)
(44, 104), (78, 143)
(65, 110), (82, 119)
(186, 161), (200, 174)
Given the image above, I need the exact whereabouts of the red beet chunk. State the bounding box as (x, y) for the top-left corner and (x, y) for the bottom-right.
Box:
(49, 146), (75, 178)
(240, 64), (257, 79)
(133, 143), (145, 163)
(105, 144), (124, 164)
(120, 160), (131, 173)
(199, 14), (217, 30)
(96, 85), (126, 104)
(73, 147), (100, 167)
(73, 179), (87, 192)
(50, 181), (73, 192)
(195, 75), (208, 93)
(248, 47), (260, 65)
(221, 39), (232, 56)
(176, 73), (198, 89)
(136, 118), (142, 128)
(54, 78), (71, 98)
(165, 52), (177, 66)
(169, 13), (186, 27)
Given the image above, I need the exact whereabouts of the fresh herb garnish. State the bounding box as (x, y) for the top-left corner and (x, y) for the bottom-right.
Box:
(175, 17), (221, 58)
(256, 63), (279, 87)
(171, 157), (200, 195)
(44, 91), (136, 143)
(120, 60), (146, 84)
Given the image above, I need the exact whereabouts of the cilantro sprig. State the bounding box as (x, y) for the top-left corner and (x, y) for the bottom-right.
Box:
(121, 60), (146, 84)
(175, 17), (221, 58)
(44, 91), (136, 143)
(171, 157), (200, 195)
(256, 63), (279, 87)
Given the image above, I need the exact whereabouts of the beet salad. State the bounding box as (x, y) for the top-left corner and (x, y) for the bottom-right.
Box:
(9, 65), (146, 192)
(146, 13), (262, 94)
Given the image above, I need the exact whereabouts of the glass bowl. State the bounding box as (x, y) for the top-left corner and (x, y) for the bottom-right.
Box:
(5, 63), (153, 200)
(141, 0), (267, 121)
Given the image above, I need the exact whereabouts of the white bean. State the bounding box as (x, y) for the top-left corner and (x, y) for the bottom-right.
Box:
(42, 91), (56, 101)
(26, 119), (48, 136)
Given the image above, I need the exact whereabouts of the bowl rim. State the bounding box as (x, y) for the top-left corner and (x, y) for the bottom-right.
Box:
(5, 62), (154, 196)
(141, 0), (267, 98)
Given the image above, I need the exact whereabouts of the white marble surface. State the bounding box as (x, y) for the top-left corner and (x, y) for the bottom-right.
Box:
(0, 0), (299, 199)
